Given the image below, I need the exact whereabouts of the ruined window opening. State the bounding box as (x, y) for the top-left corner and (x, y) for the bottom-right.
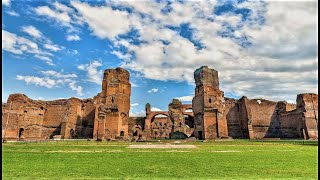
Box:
(120, 131), (124, 137)
(24, 110), (27, 113)
(209, 98), (212, 103)
(40, 106), (44, 110)
(237, 103), (240, 111)
(18, 128), (24, 138)
(111, 97), (114, 103)
(180, 122), (182, 127)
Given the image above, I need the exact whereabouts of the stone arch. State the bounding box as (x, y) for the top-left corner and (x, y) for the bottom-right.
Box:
(150, 112), (170, 123)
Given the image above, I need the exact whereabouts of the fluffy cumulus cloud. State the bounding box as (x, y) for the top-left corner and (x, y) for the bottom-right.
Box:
(77, 60), (103, 84)
(33, 1), (82, 40)
(16, 70), (83, 96)
(176, 95), (194, 102)
(28, 1), (317, 102)
(3, 25), (63, 65)
(2, 30), (54, 65)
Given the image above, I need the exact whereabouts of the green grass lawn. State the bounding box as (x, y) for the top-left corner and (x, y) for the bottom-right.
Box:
(2, 140), (318, 179)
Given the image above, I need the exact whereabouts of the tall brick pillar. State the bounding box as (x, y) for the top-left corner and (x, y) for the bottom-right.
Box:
(192, 66), (228, 140)
(93, 68), (131, 140)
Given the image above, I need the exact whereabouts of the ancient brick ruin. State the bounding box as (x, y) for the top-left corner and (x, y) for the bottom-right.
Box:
(2, 66), (318, 141)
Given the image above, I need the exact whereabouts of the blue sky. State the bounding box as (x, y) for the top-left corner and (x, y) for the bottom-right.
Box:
(2, 0), (318, 116)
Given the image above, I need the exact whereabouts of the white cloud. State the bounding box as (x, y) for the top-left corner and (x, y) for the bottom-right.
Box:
(34, 55), (54, 66)
(53, 1), (74, 13)
(21, 25), (42, 39)
(176, 95), (194, 102)
(6, 10), (19, 17)
(43, 43), (62, 51)
(77, 60), (103, 84)
(129, 110), (145, 117)
(40, 70), (77, 78)
(130, 103), (139, 107)
(2, 30), (55, 65)
(66, 34), (81, 41)
(151, 107), (163, 111)
(34, 6), (72, 27)
(70, 1), (130, 40)
(148, 88), (159, 93)
(111, 50), (131, 61)
(16, 75), (56, 88)
(68, 81), (83, 96)
(2, 0), (10, 6)
(16, 70), (83, 96)
(28, 1), (317, 102)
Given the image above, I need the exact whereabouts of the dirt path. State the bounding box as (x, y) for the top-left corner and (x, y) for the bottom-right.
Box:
(128, 144), (197, 148)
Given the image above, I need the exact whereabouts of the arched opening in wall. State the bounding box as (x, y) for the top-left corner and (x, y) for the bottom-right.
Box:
(151, 113), (170, 139)
(18, 128), (24, 139)
(151, 114), (170, 124)
(120, 131), (124, 137)
(209, 98), (212, 103)
(184, 115), (195, 137)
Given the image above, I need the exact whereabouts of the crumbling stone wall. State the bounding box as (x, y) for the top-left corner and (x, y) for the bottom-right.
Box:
(225, 98), (242, 138)
(2, 94), (95, 140)
(151, 117), (171, 139)
(93, 68), (131, 140)
(169, 99), (186, 135)
(280, 93), (318, 139)
(128, 117), (145, 137)
(192, 66), (228, 139)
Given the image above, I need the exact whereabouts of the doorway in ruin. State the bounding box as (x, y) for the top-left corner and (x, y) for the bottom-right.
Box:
(184, 114), (195, 137)
(120, 131), (124, 137)
(18, 128), (24, 139)
(198, 131), (203, 140)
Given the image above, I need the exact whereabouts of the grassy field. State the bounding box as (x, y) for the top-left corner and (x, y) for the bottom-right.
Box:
(2, 140), (318, 179)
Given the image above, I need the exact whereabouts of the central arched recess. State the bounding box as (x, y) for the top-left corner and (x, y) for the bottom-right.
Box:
(150, 114), (171, 139)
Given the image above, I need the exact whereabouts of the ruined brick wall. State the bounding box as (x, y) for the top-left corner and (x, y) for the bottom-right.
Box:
(169, 99), (185, 135)
(246, 99), (280, 139)
(94, 67), (131, 140)
(60, 98), (95, 139)
(297, 93), (318, 139)
(225, 97), (242, 138)
(192, 66), (228, 139)
(2, 94), (95, 140)
(280, 109), (304, 139)
(151, 117), (171, 138)
(128, 117), (145, 137)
